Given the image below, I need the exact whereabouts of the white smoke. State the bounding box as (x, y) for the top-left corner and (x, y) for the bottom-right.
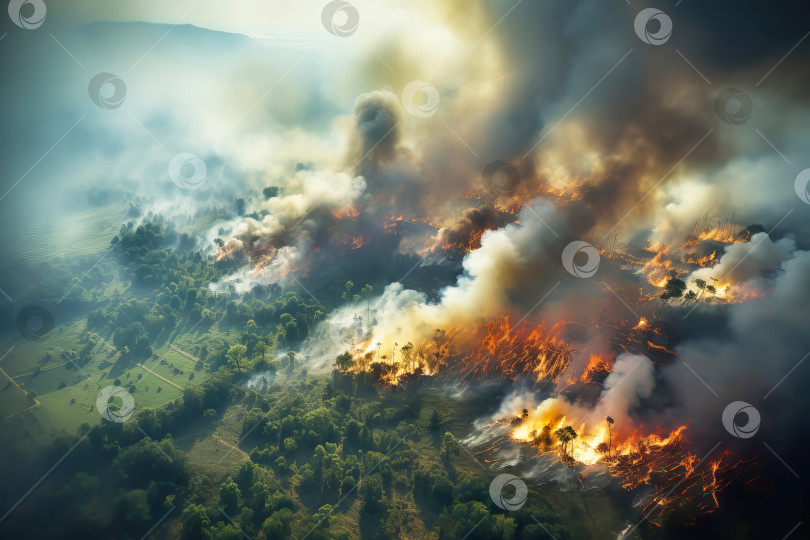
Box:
(213, 170), (369, 291)
(476, 354), (656, 443)
(591, 354), (656, 431)
(305, 197), (567, 364)
(681, 232), (796, 299)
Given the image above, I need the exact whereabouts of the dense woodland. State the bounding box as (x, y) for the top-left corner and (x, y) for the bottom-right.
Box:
(0, 222), (580, 539)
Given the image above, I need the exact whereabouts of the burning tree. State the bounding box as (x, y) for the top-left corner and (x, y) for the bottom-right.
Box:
(401, 342), (414, 369)
(554, 426), (578, 462)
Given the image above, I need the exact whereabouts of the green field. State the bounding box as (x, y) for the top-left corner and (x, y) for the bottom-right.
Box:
(0, 316), (203, 436)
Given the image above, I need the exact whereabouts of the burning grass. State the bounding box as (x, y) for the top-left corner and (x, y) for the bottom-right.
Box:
(498, 411), (744, 526)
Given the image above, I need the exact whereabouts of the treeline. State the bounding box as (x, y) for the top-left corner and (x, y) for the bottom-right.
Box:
(1, 364), (572, 539)
(79, 221), (327, 352)
(0, 220), (574, 538)
(172, 369), (574, 539)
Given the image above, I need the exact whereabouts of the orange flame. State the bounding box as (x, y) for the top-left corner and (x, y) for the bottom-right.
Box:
(332, 204), (360, 219)
(581, 353), (613, 382)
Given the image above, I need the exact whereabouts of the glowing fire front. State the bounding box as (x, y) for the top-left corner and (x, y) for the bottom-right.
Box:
(328, 307), (746, 525)
(491, 390), (743, 525)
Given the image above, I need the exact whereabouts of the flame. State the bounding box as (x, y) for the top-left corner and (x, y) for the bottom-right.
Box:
(580, 353), (613, 382)
(696, 225), (739, 244)
(436, 227), (487, 254)
(342, 235), (367, 250)
(502, 406), (743, 525)
(684, 249), (717, 267)
(335, 314), (682, 385)
(331, 308), (746, 524)
(606, 216), (770, 310)
(508, 403), (687, 466)
(332, 204), (360, 219)
(638, 246), (676, 288)
(383, 215), (405, 233)
(335, 314), (578, 385)
(457, 315), (573, 382)
(709, 280), (767, 304)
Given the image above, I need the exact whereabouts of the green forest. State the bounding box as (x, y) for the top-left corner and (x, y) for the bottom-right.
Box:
(0, 222), (628, 539)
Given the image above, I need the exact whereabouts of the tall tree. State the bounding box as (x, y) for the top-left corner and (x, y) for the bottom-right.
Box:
(361, 284), (374, 324)
(287, 350), (296, 369)
(555, 426), (578, 461)
(226, 344), (247, 372)
(335, 351), (354, 371)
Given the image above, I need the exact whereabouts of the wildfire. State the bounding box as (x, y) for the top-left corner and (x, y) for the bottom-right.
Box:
(332, 204), (360, 219)
(707, 280), (767, 304)
(317, 204), (763, 528)
(439, 227), (487, 254)
(333, 314), (580, 386)
(607, 214), (773, 310)
(696, 225), (739, 244)
(342, 235), (367, 250)
(639, 246), (676, 288)
(334, 312), (686, 386)
(681, 213), (743, 248)
(503, 406), (742, 526)
(580, 353), (613, 382)
(511, 412), (686, 467)
(455, 315), (573, 382)
(329, 309), (746, 526)
(684, 250), (717, 267)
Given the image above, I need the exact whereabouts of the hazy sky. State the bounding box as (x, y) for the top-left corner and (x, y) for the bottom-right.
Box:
(2, 0), (809, 267)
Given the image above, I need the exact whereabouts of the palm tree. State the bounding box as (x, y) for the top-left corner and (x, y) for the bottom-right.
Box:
(287, 350), (296, 369)
(361, 284), (374, 325)
(554, 426), (578, 461)
(606, 416), (615, 460)
(401, 342), (413, 369)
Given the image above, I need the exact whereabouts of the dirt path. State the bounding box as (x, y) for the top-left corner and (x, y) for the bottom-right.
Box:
(0, 364), (40, 407)
(88, 332), (117, 353)
(0, 402), (40, 421)
(12, 361), (69, 379)
(212, 435), (249, 459)
(136, 363), (185, 391)
(170, 344), (199, 363)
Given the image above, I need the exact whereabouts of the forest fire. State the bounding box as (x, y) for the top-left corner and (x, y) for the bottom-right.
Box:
(683, 250), (717, 267)
(439, 227), (486, 254)
(454, 315), (574, 382)
(333, 311), (685, 387)
(332, 204), (360, 219)
(313, 206), (772, 530)
(495, 392), (742, 525)
(5, 1), (806, 538)
(342, 235), (367, 250)
(331, 312), (745, 526)
(605, 218), (775, 310)
(335, 314), (578, 386)
(637, 246), (677, 288)
(509, 412), (688, 468)
(581, 353), (613, 382)
(695, 225), (739, 244)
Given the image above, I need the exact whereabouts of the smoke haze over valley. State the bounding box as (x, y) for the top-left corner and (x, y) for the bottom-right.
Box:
(1, 1), (810, 539)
